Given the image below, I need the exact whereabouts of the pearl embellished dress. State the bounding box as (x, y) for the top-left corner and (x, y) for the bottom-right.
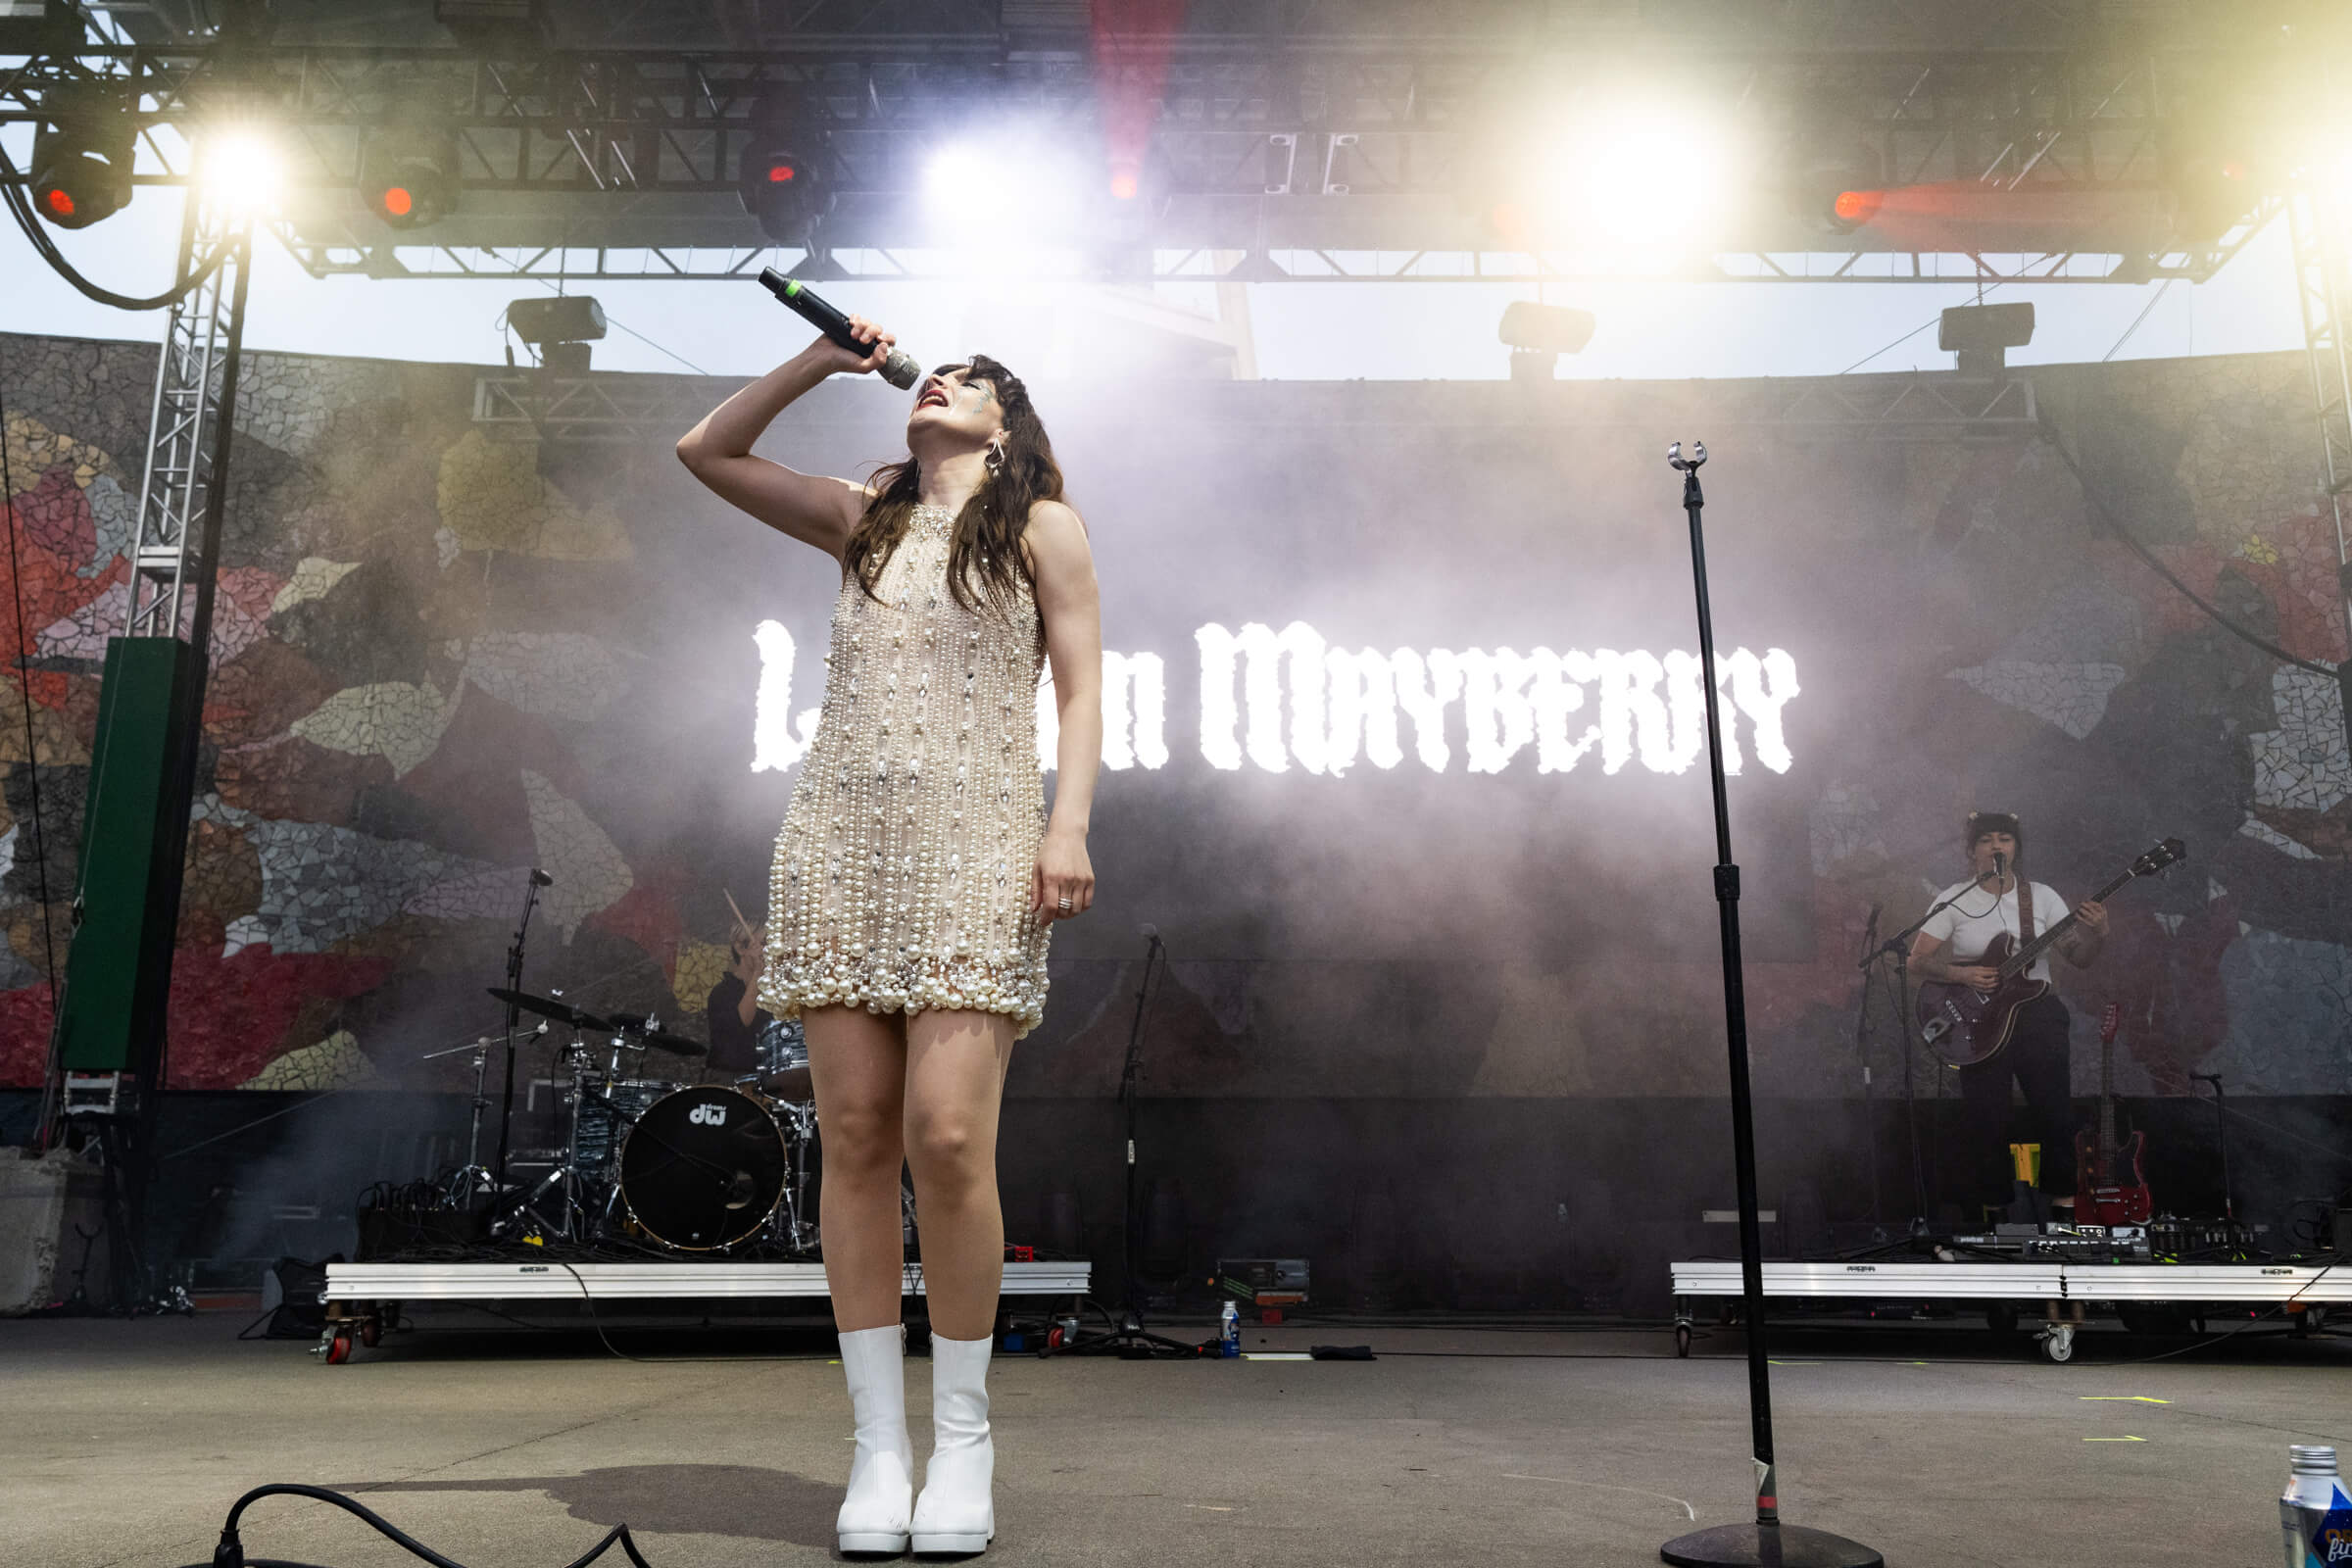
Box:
(761, 503), (1052, 1039)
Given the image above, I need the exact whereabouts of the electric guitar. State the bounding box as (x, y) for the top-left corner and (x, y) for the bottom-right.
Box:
(1916, 837), (2185, 1069)
(2074, 1002), (2153, 1223)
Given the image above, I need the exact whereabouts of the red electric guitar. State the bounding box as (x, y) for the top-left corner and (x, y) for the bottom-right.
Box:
(2074, 1003), (2153, 1223)
(1916, 837), (2185, 1068)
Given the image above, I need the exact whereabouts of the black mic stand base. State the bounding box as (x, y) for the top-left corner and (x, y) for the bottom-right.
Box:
(1047, 1316), (1203, 1359)
(1661, 1522), (1885, 1568)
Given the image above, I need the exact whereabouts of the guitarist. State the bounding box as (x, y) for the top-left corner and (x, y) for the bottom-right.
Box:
(1908, 810), (2109, 1218)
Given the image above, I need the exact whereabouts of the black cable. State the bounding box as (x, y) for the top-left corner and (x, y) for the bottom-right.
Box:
(2095, 1255), (2342, 1366)
(2038, 408), (2340, 678)
(550, 1261), (856, 1364)
(0, 139), (231, 313)
(173, 1482), (658, 1568)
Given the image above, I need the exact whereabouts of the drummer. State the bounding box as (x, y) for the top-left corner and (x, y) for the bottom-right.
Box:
(705, 921), (771, 1079)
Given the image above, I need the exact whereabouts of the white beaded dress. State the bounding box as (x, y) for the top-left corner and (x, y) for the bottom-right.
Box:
(760, 503), (1052, 1039)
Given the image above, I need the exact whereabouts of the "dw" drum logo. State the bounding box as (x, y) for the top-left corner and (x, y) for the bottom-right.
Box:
(688, 1102), (728, 1128)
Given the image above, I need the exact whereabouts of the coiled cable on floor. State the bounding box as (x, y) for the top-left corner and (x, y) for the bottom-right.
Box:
(180, 1483), (658, 1568)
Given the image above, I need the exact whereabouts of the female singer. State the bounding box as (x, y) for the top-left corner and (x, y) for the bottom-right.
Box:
(678, 317), (1102, 1555)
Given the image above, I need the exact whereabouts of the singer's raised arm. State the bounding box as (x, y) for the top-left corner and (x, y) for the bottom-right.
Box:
(675, 329), (893, 559)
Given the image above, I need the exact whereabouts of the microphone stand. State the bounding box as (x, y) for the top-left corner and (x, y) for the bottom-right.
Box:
(1892, 936), (1932, 1230)
(491, 872), (547, 1200)
(1861, 883), (1983, 1229)
(2190, 1072), (2239, 1247)
(1658, 442), (1881, 1568)
(1048, 927), (1197, 1358)
(1848, 906), (1885, 1227)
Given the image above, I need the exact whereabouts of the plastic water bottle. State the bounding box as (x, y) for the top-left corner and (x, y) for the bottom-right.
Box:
(1219, 1298), (1240, 1358)
(2280, 1445), (2344, 1568)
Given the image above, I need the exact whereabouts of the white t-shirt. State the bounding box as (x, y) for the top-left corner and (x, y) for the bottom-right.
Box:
(1920, 879), (2068, 984)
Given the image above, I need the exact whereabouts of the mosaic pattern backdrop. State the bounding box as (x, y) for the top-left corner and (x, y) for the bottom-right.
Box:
(1, 333), (2346, 1102)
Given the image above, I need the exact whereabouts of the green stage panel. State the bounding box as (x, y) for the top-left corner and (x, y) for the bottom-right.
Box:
(58, 635), (203, 1075)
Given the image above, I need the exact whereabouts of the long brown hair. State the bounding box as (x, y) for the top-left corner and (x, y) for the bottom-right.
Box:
(843, 355), (1063, 639)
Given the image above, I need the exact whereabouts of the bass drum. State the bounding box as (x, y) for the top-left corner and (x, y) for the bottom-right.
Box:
(618, 1085), (787, 1251)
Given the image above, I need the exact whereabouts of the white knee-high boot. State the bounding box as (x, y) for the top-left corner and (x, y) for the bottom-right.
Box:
(836, 1324), (915, 1554)
(910, 1332), (995, 1554)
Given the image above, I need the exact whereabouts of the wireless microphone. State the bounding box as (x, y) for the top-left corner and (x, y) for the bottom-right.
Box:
(757, 268), (921, 389)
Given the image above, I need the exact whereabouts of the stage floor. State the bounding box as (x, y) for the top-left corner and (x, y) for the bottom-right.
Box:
(4, 1310), (2347, 1567)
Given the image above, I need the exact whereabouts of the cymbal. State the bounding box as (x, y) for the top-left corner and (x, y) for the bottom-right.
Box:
(635, 1028), (707, 1057)
(607, 1010), (709, 1057)
(486, 988), (614, 1033)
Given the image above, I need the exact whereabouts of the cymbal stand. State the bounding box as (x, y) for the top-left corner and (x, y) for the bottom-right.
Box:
(416, 1032), (511, 1207)
(489, 1034), (595, 1241)
(770, 1099), (820, 1253)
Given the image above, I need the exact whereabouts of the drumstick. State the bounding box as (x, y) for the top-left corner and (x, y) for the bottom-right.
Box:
(723, 887), (753, 936)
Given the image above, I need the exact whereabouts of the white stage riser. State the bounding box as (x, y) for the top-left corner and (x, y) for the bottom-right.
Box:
(326, 1260), (1089, 1302)
(1670, 1261), (2350, 1304)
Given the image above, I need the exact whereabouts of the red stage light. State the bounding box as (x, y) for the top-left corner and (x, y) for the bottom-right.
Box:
(1110, 170), (1139, 201)
(382, 185), (415, 218)
(767, 163), (797, 183)
(44, 186), (74, 219)
(1833, 189), (1882, 223)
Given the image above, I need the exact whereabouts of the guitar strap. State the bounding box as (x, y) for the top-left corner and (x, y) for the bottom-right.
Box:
(2016, 874), (2035, 956)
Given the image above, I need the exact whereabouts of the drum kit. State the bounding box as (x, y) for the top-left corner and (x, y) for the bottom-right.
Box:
(469, 988), (830, 1254)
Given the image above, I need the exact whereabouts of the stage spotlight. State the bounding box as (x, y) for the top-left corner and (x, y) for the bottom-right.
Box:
(738, 134), (827, 245)
(29, 84), (134, 230)
(1499, 300), (1595, 380)
(1939, 301), (2034, 377)
(360, 128), (459, 229)
(1831, 188), (1883, 225)
(1577, 124), (1711, 243)
(924, 144), (1012, 225)
(197, 125), (286, 218)
(1109, 162), (1140, 202)
(507, 294), (606, 374)
(2165, 140), (2262, 244)
(1509, 96), (1744, 249)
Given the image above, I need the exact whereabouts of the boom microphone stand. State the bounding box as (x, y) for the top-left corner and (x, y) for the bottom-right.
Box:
(2190, 1072), (2239, 1245)
(1050, 924), (1196, 1357)
(1847, 905), (1885, 1225)
(1863, 883), (1982, 1228)
(1657, 442), (1882, 1568)
(491, 869), (552, 1199)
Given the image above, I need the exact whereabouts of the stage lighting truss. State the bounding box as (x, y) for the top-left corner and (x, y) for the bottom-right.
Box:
(0, 31), (2299, 283)
(125, 195), (251, 640)
(468, 361), (2038, 447)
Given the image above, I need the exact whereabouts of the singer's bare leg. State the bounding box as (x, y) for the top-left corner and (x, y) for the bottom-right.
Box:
(903, 1008), (1015, 1342)
(806, 1005), (910, 1332)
